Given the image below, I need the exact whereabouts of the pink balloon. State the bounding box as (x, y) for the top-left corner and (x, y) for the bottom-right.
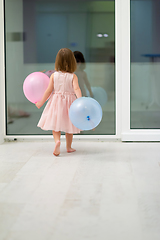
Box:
(23, 72), (50, 103)
(45, 70), (55, 77)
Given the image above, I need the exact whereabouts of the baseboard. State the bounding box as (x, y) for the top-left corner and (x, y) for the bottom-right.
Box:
(121, 131), (160, 142)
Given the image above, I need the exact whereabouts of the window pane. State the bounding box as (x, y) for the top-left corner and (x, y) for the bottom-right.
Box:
(131, 0), (160, 129)
(5, 0), (115, 135)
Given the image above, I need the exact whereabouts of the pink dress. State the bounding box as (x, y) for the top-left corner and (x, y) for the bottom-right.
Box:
(37, 71), (80, 134)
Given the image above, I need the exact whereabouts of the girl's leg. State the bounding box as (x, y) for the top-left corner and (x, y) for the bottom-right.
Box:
(65, 133), (76, 153)
(52, 131), (61, 156)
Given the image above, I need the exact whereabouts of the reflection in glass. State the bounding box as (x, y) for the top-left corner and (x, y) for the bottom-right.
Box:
(5, 0), (115, 135)
(131, 0), (160, 129)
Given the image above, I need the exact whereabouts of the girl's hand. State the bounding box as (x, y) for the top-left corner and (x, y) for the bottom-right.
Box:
(35, 74), (54, 109)
(35, 101), (43, 109)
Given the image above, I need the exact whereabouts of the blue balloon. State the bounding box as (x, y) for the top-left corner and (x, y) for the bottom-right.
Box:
(69, 97), (102, 130)
(86, 87), (107, 107)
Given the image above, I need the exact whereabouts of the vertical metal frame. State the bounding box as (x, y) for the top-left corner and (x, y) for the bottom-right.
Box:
(115, 0), (123, 139)
(0, 0), (5, 144)
(119, 0), (131, 140)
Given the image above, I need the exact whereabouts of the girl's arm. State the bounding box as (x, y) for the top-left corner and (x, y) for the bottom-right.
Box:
(73, 74), (82, 98)
(83, 72), (93, 97)
(36, 73), (54, 109)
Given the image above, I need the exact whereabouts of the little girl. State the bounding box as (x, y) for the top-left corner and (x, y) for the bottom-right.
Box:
(36, 48), (82, 156)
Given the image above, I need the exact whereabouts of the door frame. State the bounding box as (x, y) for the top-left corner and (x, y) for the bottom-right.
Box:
(120, 0), (160, 141)
(1, 0), (160, 142)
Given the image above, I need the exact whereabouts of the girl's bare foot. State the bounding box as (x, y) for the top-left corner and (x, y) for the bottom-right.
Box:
(53, 140), (61, 156)
(67, 148), (76, 153)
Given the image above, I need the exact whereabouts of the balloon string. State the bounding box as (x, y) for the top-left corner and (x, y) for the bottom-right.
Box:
(87, 116), (95, 129)
(89, 119), (95, 130)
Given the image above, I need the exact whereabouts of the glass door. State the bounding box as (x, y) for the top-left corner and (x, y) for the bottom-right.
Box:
(5, 0), (159, 141)
(131, 0), (160, 129)
(121, 0), (160, 141)
(4, 0), (116, 137)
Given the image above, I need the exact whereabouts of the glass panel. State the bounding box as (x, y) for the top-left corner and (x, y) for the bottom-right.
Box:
(5, 0), (115, 135)
(131, 0), (160, 129)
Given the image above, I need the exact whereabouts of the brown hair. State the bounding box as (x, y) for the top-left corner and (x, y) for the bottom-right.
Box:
(73, 51), (86, 70)
(55, 48), (77, 73)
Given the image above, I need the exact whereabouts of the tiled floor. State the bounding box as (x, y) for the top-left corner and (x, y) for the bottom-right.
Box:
(0, 140), (160, 240)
